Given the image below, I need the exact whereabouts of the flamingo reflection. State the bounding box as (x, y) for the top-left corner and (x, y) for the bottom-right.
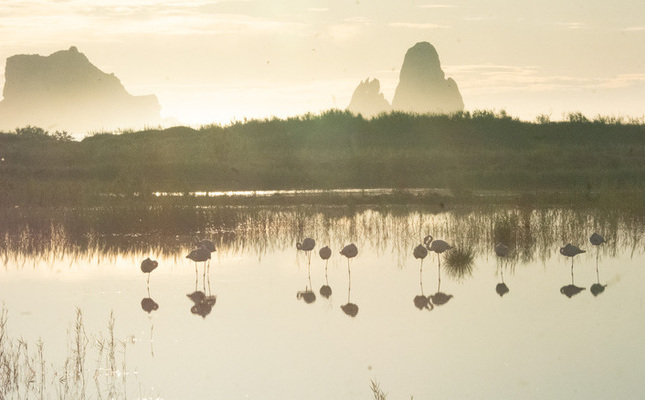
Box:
(296, 261), (316, 304)
(141, 296), (159, 313)
(140, 270), (159, 357)
(494, 243), (510, 297)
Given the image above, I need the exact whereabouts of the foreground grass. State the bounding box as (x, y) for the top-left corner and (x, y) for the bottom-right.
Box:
(0, 307), (136, 400)
(1, 109), (645, 207)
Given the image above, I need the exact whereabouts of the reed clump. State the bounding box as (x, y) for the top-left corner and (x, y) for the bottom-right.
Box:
(0, 306), (138, 400)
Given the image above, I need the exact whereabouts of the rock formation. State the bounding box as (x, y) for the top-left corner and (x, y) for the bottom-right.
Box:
(391, 42), (463, 114)
(0, 46), (161, 133)
(347, 78), (391, 117)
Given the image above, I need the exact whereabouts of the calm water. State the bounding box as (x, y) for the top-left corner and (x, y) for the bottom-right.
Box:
(1, 205), (644, 399)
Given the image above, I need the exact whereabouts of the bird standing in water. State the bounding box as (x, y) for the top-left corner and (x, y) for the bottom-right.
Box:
(560, 243), (585, 269)
(589, 233), (607, 296)
(141, 257), (158, 286)
(589, 233), (606, 246)
(319, 246), (333, 299)
(297, 237), (316, 265)
(340, 243), (358, 268)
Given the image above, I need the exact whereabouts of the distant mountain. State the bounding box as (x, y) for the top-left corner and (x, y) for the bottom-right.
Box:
(0, 46), (161, 133)
(347, 42), (463, 117)
(347, 78), (391, 117)
(392, 42), (463, 114)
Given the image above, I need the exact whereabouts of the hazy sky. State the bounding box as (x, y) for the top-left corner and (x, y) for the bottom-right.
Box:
(1, 0), (644, 125)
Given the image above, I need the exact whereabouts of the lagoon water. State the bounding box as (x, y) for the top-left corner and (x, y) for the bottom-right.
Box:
(1, 205), (644, 399)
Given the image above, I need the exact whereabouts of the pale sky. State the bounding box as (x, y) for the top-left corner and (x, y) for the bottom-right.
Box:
(1, 0), (644, 126)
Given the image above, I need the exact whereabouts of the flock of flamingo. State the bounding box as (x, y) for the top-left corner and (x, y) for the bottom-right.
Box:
(138, 231), (608, 318)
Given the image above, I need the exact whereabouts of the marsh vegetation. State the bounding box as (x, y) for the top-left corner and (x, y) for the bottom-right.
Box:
(1, 110), (644, 207)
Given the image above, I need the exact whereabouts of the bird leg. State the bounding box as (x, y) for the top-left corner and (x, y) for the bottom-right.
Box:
(419, 261), (424, 296)
(437, 255), (442, 293)
(347, 265), (352, 303)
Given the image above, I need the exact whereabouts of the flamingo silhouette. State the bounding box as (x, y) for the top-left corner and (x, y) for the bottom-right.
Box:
(141, 257), (158, 286)
(297, 252), (317, 304)
(559, 244), (586, 298)
(319, 245), (332, 299)
(340, 243), (358, 268)
(560, 243), (585, 269)
(297, 237), (316, 266)
(187, 246), (211, 286)
(590, 233), (607, 296)
(424, 235), (453, 305)
(341, 262), (359, 317)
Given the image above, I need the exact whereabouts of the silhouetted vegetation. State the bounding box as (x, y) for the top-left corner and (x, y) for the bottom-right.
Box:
(2, 110), (645, 207)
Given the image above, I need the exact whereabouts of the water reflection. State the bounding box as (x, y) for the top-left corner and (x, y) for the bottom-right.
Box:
(141, 295), (159, 313)
(296, 264), (316, 305)
(494, 243), (510, 297)
(2, 205), (644, 265)
(3, 204), (645, 399)
(140, 266), (159, 357)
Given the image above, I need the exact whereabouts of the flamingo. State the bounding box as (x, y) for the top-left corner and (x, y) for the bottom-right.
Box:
(339, 243), (359, 317)
(589, 233), (606, 246)
(297, 238), (316, 252)
(413, 244), (428, 264)
(424, 234), (453, 254)
(423, 235), (454, 306)
(494, 242), (509, 258)
(319, 245), (332, 261)
(590, 233), (607, 296)
(297, 237), (316, 265)
(187, 246), (211, 287)
(141, 257), (158, 286)
(340, 243), (358, 265)
(559, 243), (586, 298)
(319, 246), (332, 299)
(187, 247), (211, 263)
(560, 243), (585, 269)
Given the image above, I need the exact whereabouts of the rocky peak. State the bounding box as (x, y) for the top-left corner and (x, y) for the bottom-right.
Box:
(0, 46), (161, 133)
(391, 42), (463, 114)
(347, 78), (391, 117)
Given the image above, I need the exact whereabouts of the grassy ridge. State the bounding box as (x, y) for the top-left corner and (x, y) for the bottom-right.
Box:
(1, 110), (645, 206)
